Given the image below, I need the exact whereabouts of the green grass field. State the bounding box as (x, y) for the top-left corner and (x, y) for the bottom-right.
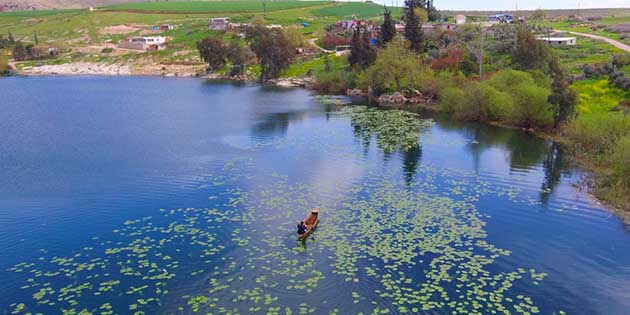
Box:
(313, 2), (401, 19)
(572, 78), (630, 114)
(105, 1), (329, 13)
(551, 36), (624, 70)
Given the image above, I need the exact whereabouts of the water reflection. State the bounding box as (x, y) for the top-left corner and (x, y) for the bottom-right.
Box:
(402, 146), (423, 186)
(540, 142), (569, 205)
(438, 119), (569, 202)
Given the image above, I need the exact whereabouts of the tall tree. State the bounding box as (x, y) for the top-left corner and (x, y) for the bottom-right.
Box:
(548, 55), (578, 128)
(227, 40), (253, 76)
(196, 37), (229, 71)
(8, 31), (14, 44)
(34, 32), (38, 45)
(246, 25), (293, 82)
(511, 27), (550, 71)
(349, 25), (376, 69)
(12, 41), (28, 61)
(378, 7), (396, 47)
(426, 0), (440, 22)
(404, 0), (424, 52)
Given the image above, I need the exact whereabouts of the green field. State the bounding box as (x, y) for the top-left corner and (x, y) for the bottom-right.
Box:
(551, 36), (624, 70)
(313, 2), (401, 19)
(105, 1), (330, 13)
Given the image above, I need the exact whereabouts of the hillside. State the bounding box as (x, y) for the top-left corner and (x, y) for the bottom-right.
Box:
(0, 0), (146, 11)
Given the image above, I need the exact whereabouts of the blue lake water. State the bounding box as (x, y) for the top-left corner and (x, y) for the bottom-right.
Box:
(1, 76), (629, 315)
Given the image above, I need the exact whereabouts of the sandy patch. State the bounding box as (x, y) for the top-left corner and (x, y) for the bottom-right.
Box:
(24, 62), (132, 76)
(99, 25), (142, 35)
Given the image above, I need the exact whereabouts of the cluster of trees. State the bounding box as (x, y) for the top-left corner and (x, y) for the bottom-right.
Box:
(197, 24), (306, 82)
(440, 27), (578, 128)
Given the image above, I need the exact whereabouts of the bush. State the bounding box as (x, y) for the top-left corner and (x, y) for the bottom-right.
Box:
(313, 69), (354, 94)
(440, 86), (466, 113)
(565, 113), (630, 154)
(509, 82), (553, 127)
(610, 136), (630, 185)
(101, 47), (113, 54)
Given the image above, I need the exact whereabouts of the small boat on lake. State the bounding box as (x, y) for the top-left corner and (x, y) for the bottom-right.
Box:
(297, 208), (319, 240)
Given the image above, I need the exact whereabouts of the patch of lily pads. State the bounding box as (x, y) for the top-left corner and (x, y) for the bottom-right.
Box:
(5, 107), (560, 315)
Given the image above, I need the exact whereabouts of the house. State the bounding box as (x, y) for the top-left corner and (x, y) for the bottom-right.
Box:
(454, 14), (466, 25)
(160, 24), (176, 31)
(209, 17), (230, 31)
(118, 36), (167, 51)
(489, 14), (514, 23)
(537, 36), (577, 46)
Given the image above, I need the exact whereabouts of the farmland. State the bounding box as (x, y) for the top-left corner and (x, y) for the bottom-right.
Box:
(105, 0), (330, 13)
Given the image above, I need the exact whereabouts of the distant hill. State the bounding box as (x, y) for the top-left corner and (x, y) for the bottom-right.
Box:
(0, 0), (146, 11)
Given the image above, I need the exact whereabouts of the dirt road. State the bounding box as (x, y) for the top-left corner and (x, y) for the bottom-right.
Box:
(559, 30), (630, 52)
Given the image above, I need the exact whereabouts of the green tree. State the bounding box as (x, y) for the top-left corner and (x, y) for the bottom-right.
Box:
(348, 26), (376, 69)
(196, 37), (229, 71)
(548, 55), (578, 128)
(282, 25), (306, 49)
(227, 40), (253, 76)
(34, 32), (39, 45)
(378, 7), (396, 47)
(404, 0), (424, 52)
(0, 53), (9, 75)
(511, 27), (550, 71)
(360, 36), (425, 93)
(8, 31), (15, 44)
(246, 25), (293, 82)
(12, 41), (28, 61)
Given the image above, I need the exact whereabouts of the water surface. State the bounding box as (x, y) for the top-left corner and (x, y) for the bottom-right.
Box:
(1, 76), (629, 315)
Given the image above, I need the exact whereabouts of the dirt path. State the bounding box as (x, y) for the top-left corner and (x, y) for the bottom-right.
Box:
(558, 30), (630, 52)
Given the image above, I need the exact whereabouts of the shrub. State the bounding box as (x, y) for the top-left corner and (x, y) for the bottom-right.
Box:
(509, 82), (553, 127)
(440, 86), (466, 113)
(313, 69), (353, 94)
(101, 47), (113, 54)
(565, 113), (630, 154)
(610, 136), (630, 185)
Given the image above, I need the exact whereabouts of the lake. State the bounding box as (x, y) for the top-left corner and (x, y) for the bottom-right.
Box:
(1, 76), (629, 315)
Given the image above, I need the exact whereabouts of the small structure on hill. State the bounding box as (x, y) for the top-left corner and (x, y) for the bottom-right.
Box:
(160, 24), (176, 31)
(489, 14), (514, 23)
(118, 36), (167, 51)
(209, 17), (230, 31)
(537, 36), (577, 46)
(454, 14), (466, 25)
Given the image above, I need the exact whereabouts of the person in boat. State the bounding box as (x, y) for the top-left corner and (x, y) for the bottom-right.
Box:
(297, 221), (307, 235)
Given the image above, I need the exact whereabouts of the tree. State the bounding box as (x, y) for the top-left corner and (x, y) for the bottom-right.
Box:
(227, 40), (253, 76)
(404, 0), (424, 52)
(282, 25), (306, 49)
(426, 0), (440, 22)
(246, 25), (293, 82)
(361, 36), (425, 93)
(34, 32), (38, 45)
(348, 25), (376, 69)
(8, 31), (15, 44)
(511, 27), (550, 71)
(196, 37), (229, 71)
(378, 7), (396, 47)
(12, 41), (28, 61)
(0, 53), (9, 75)
(548, 55), (578, 128)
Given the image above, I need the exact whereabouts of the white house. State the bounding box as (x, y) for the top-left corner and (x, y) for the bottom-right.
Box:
(454, 14), (466, 25)
(209, 17), (230, 31)
(537, 36), (577, 46)
(119, 36), (167, 51)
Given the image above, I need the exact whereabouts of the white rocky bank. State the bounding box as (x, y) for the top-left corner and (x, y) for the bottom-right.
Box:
(24, 62), (132, 76)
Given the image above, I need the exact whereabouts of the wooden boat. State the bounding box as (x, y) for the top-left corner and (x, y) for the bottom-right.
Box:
(297, 208), (319, 240)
